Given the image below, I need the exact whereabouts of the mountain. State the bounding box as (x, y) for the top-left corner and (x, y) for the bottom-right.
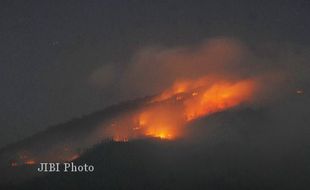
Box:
(0, 96), (152, 184)
(1, 95), (309, 190)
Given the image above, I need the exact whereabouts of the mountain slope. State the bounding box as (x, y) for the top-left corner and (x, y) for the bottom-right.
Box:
(3, 107), (310, 190)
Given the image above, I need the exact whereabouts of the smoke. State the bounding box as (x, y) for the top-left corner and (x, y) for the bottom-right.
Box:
(91, 38), (245, 97)
(89, 37), (307, 105)
(86, 37), (310, 145)
(120, 38), (247, 96)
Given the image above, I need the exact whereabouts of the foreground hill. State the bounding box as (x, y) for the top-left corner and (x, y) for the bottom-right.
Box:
(2, 105), (309, 190)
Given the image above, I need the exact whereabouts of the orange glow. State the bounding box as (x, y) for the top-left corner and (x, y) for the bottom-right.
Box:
(146, 129), (174, 140)
(24, 160), (36, 165)
(104, 76), (256, 141)
(192, 92), (198, 96)
(69, 154), (80, 161)
(136, 104), (185, 140)
(152, 75), (220, 102)
(184, 80), (254, 121)
(12, 152), (36, 166)
(113, 136), (129, 142)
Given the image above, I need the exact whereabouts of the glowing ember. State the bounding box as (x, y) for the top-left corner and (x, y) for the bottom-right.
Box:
(113, 136), (129, 142)
(10, 152), (38, 166)
(69, 154), (80, 161)
(147, 131), (173, 140)
(105, 76), (256, 141)
(24, 160), (36, 165)
(192, 92), (198, 96)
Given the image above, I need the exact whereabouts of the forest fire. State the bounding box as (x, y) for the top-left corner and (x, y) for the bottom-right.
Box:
(9, 152), (37, 167)
(7, 76), (256, 168)
(183, 79), (255, 121)
(10, 159), (36, 167)
(8, 147), (82, 167)
(107, 76), (256, 141)
(6, 76), (257, 167)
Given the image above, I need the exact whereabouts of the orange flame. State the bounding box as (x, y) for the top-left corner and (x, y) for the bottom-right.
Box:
(105, 76), (256, 141)
(69, 154), (80, 161)
(24, 160), (36, 165)
(184, 80), (254, 121)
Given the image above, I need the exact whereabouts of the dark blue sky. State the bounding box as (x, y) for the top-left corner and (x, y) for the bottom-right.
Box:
(0, 0), (309, 147)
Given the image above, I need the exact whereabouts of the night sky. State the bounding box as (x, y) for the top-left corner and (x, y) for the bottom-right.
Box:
(0, 0), (309, 147)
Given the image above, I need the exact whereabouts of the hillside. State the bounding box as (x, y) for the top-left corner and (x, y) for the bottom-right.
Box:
(2, 106), (310, 190)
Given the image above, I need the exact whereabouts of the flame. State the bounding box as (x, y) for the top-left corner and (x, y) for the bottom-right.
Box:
(69, 154), (80, 161)
(11, 152), (36, 166)
(153, 76), (219, 102)
(136, 103), (185, 140)
(146, 129), (174, 140)
(24, 160), (36, 165)
(10, 159), (36, 167)
(10, 147), (82, 166)
(8, 77), (256, 166)
(113, 136), (129, 142)
(184, 80), (254, 121)
(105, 76), (256, 141)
